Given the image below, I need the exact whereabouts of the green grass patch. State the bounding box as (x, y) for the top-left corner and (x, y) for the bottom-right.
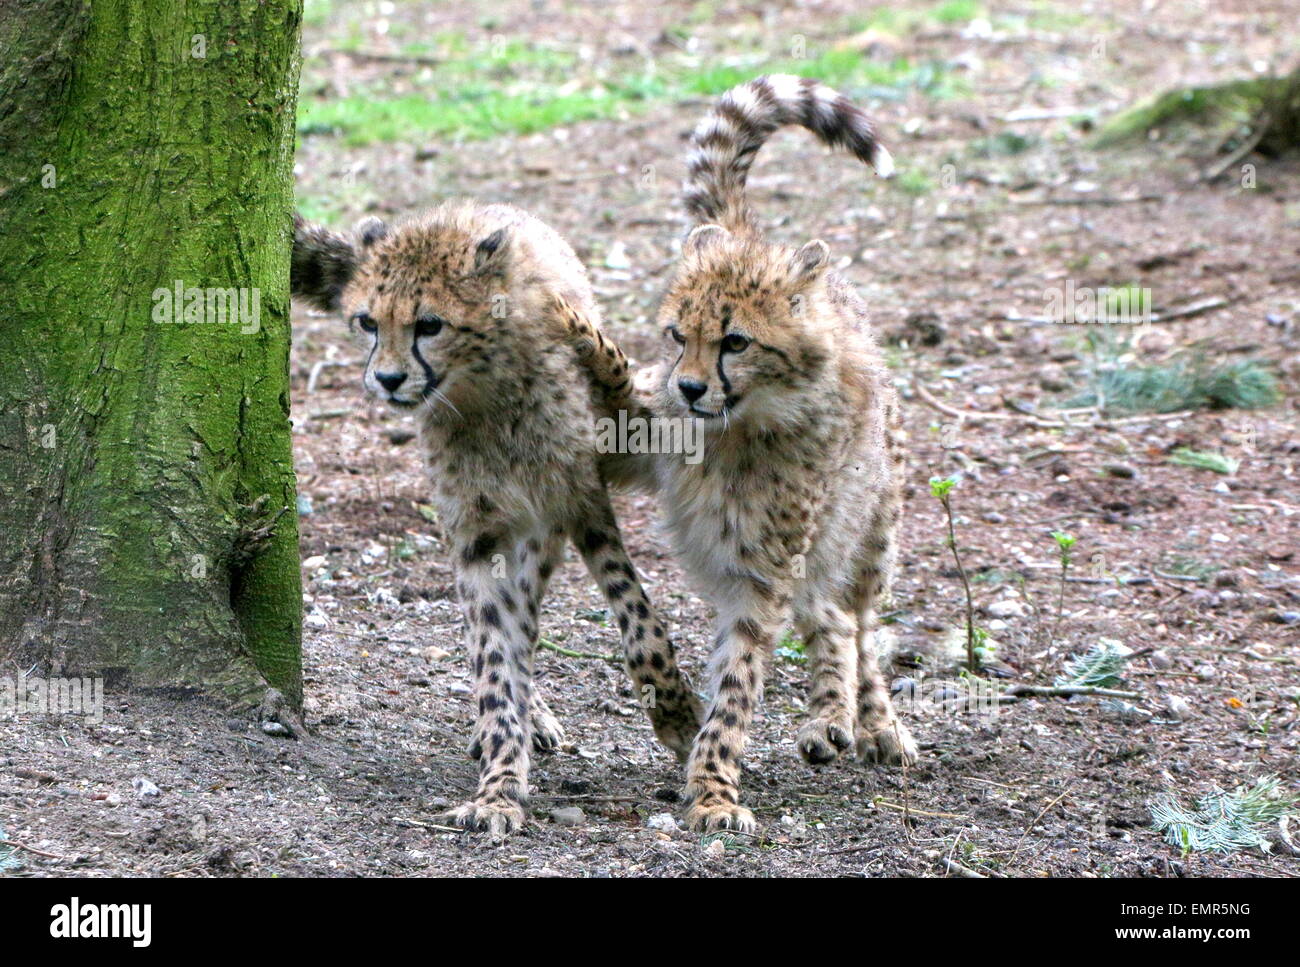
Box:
(298, 39), (965, 145)
(775, 631), (806, 664)
(845, 0), (984, 34)
(1067, 357), (1278, 414)
(970, 131), (1038, 157)
(1167, 448), (1240, 475)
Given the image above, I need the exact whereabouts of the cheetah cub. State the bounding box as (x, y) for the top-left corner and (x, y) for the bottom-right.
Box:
(556, 75), (917, 832)
(291, 201), (701, 837)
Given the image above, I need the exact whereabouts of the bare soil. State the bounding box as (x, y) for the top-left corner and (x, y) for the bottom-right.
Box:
(3, 0), (1298, 877)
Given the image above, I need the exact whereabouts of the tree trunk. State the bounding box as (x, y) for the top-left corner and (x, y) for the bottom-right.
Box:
(0, 0), (304, 707)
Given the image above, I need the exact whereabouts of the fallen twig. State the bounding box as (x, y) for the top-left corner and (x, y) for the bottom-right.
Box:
(0, 839), (63, 860)
(538, 638), (621, 665)
(1201, 115), (1270, 182)
(914, 380), (1194, 430)
(1242, 649), (1298, 666)
(874, 799), (967, 821)
(923, 849), (1000, 878)
(306, 358), (355, 394)
(1004, 295), (1233, 326)
(1278, 816), (1300, 856)
(312, 46), (443, 67)
(1002, 684), (1141, 700)
(1010, 192), (1164, 207)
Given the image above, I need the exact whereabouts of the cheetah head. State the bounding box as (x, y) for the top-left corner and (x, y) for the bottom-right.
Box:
(291, 209), (519, 418)
(654, 224), (835, 428)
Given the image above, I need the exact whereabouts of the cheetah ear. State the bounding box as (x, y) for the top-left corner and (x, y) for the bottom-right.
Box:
(354, 215), (390, 250)
(473, 227), (511, 276)
(788, 239), (830, 285)
(291, 212), (359, 312)
(684, 223), (728, 254)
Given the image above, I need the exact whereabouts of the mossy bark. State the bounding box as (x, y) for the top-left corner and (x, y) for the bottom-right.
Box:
(0, 0), (305, 707)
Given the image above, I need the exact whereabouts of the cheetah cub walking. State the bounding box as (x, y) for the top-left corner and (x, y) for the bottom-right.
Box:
(557, 75), (917, 832)
(292, 201), (700, 837)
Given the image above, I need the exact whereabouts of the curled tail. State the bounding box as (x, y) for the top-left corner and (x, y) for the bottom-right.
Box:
(682, 74), (893, 232)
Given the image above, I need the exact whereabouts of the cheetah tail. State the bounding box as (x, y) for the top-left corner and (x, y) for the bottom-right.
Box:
(290, 212), (361, 312)
(682, 74), (894, 233)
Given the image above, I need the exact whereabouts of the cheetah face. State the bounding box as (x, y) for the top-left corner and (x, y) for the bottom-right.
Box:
(654, 225), (833, 427)
(292, 214), (513, 418)
(350, 305), (448, 409)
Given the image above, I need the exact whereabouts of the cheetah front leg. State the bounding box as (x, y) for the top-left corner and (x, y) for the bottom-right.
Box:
(794, 604), (858, 766)
(851, 528), (918, 767)
(440, 533), (537, 838)
(465, 530), (567, 759)
(569, 500), (702, 760)
(682, 591), (788, 833)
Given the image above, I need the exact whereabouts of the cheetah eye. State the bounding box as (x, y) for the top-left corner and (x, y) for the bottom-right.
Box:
(721, 333), (751, 353)
(667, 326), (686, 345)
(415, 313), (445, 337)
(353, 312), (377, 334)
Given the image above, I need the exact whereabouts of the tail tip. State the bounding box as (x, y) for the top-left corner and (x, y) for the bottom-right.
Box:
(873, 144), (895, 179)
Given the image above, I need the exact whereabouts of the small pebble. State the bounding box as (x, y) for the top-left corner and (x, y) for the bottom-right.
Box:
(1148, 650), (1172, 670)
(702, 839), (727, 861)
(646, 813), (680, 833)
(132, 777), (161, 800)
(891, 677), (919, 698)
(550, 806), (585, 827)
(987, 599), (1025, 619)
(1165, 696), (1191, 721)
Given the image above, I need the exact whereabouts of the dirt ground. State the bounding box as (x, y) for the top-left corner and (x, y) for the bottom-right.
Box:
(3, 0), (1299, 877)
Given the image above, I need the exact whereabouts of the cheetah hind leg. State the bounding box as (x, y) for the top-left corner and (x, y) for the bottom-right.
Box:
(854, 620), (918, 767)
(794, 611), (858, 766)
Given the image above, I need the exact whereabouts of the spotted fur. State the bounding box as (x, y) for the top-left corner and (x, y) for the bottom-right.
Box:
(293, 201), (701, 838)
(560, 77), (914, 833)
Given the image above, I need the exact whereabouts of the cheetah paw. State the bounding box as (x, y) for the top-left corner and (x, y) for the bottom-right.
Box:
(650, 688), (704, 763)
(465, 708), (565, 759)
(530, 707), (565, 753)
(856, 722), (919, 767)
(439, 798), (527, 839)
(797, 717), (854, 765)
(684, 801), (756, 834)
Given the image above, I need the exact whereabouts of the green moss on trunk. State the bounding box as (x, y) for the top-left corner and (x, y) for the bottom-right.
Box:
(0, 0), (304, 707)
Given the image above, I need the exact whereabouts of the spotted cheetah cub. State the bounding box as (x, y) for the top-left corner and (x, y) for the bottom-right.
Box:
(556, 75), (917, 832)
(291, 201), (701, 837)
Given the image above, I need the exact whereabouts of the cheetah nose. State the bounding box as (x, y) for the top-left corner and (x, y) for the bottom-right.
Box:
(678, 378), (708, 403)
(376, 371), (407, 393)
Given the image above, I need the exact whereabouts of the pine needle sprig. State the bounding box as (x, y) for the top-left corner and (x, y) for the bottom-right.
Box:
(1150, 776), (1297, 854)
(1055, 639), (1133, 689)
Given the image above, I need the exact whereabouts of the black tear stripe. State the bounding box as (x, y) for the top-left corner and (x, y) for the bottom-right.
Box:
(410, 329), (439, 396)
(716, 351), (732, 397)
(363, 335), (377, 379)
